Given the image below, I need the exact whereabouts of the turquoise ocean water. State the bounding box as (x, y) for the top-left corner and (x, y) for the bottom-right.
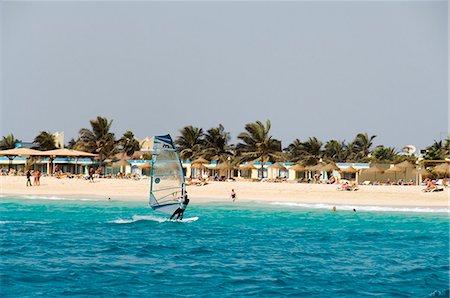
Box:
(1, 196), (449, 297)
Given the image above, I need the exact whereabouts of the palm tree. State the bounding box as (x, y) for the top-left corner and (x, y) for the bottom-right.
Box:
(323, 139), (348, 162)
(175, 126), (204, 162)
(424, 140), (446, 160)
(201, 124), (233, 163)
(0, 133), (20, 150)
(66, 138), (77, 149)
(33, 131), (57, 151)
(236, 120), (282, 177)
(353, 133), (377, 161)
(76, 116), (117, 166)
(284, 139), (304, 163)
(300, 137), (323, 165)
(118, 131), (140, 157)
(371, 146), (397, 163)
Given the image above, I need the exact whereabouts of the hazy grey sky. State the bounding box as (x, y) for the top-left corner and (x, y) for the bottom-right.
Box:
(1, 1), (448, 150)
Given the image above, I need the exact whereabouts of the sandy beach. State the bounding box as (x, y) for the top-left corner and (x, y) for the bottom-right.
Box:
(1, 176), (448, 208)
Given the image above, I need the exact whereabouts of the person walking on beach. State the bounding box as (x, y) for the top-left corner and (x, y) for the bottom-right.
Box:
(89, 166), (94, 182)
(231, 189), (237, 203)
(170, 194), (190, 220)
(26, 169), (32, 186)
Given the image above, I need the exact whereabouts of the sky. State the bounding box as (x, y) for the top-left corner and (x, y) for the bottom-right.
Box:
(1, 1), (448, 151)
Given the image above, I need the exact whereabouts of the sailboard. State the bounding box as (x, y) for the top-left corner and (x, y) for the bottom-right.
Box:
(149, 134), (186, 215)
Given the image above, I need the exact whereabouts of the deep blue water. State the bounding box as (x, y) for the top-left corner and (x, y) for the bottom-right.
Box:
(0, 196), (449, 297)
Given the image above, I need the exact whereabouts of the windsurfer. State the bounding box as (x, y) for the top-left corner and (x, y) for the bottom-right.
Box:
(170, 194), (190, 220)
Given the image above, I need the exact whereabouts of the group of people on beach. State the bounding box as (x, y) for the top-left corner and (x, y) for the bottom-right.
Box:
(422, 178), (443, 192)
(25, 169), (41, 186)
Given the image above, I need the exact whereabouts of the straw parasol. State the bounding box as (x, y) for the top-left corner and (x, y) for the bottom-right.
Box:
(411, 167), (431, 182)
(385, 165), (404, 181)
(432, 163), (450, 177)
(112, 159), (131, 167)
(191, 157), (209, 165)
(216, 161), (235, 170)
(321, 162), (339, 172)
(239, 163), (257, 170)
(190, 157), (209, 169)
(289, 163), (306, 172)
(395, 160), (414, 169)
(340, 166), (358, 173)
(363, 165), (385, 182)
(138, 162), (152, 169)
(268, 162), (286, 170)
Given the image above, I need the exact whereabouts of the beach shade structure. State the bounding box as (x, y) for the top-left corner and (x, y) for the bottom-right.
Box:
(40, 148), (97, 158)
(112, 159), (131, 167)
(395, 160), (414, 169)
(340, 166), (358, 173)
(395, 160), (415, 181)
(307, 163), (324, 172)
(138, 162), (152, 169)
(0, 148), (44, 170)
(321, 163), (340, 172)
(268, 162), (287, 170)
(289, 163), (306, 172)
(411, 167), (431, 176)
(385, 166), (404, 182)
(216, 161), (235, 169)
(363, 165), (385, 183)
(191, 157), (209, 165)
(411, 167), (431, 185)
(39, 148), (97, 174)
(111, 159), (131, 174)
(239, 163), (257, 170)
(432, 163), (450, 177)
(0, 148), (43, 157)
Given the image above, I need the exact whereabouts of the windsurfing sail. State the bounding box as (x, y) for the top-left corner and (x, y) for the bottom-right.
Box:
(149, 134), (186, 214)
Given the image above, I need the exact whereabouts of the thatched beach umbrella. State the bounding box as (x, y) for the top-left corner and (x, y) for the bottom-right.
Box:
(112, 159), (131, 167)
(139, 162), (152, 169)
(395, 160), (414, 169)
(216, 161), (235, 170)
(322, 162), (339, 172)
(433, 163), (450, 177)
(191, 157), (209, 165)
(340, 166), (358, 173)
(112, 159), (131, 174)
(385, 165), (404, 182)
(239, 163), (257, 170)
(289, 163), (306, 172)
(363, 165), (385, 183)
(412, 168), (431, 176)
(268, 162), (286, 170)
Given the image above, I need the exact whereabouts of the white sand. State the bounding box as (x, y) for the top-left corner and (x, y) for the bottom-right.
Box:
(1, 176), (448, 208)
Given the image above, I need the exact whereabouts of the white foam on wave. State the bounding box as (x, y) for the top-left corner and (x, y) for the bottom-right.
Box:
(269, 202), (449, 213)
(0, 220), (50, 224)
(19, 195), (98, 201)
(109, 215), (167, 224)
(109, 215), (199, 224)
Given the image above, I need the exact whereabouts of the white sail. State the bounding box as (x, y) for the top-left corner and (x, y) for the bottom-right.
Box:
(149, 134), (185, 214)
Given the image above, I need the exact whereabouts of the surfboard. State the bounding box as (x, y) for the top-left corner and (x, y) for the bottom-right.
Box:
(172, 217), (199, 223)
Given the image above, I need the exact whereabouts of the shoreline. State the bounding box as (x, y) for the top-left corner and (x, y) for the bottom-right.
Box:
(1, 176), (448, 210)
